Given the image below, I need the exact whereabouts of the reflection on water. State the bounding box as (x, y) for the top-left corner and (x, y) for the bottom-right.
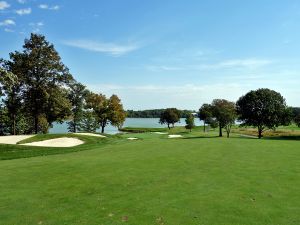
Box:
(50, 118), (203, 134)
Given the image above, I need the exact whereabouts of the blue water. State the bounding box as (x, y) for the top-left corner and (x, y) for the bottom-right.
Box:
(50, 118), (203, 134)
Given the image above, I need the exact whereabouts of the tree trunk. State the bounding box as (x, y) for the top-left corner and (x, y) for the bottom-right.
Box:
(226, 130), (230, 138)
(219, 125), (222, 137)
(101, 125), (105, 133)
(258, 128), (263, 139)
(168, 124), (170, 130)
(74, 122), (77, 133)
(203, 122), (206, 132)
(34, 115), (38, 134)
(12, 114), (16, 135)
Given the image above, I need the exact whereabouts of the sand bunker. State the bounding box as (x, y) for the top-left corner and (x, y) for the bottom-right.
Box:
(168, 134), (183, 138)
(127, 137), (138, 140)
(153, 132), (168, 135)
(21, 137), (84, 147)
(0, 135), (35, 145)
(74, 133), (106, 138)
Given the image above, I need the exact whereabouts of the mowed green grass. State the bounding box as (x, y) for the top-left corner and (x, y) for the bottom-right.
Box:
(0, 131), (300, 225)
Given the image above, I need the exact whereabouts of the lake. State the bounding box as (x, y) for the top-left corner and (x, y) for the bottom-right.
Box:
(49, 118), (204, 134)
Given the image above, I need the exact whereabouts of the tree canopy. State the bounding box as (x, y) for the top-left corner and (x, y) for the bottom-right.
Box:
(211, 99), (237, 138)
(159, 108), (181, 129)
(185, 113), (195, 132)
(236, 88), (291, 138)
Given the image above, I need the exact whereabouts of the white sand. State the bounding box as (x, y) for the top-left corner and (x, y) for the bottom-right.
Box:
(127, 137), (138, 140)
(168, 134), (183, 138)
(153, 132), (167, 135)
(0, 135), (35, 144)
(21, 137), (84, 147)
(74, 133), (106, 138)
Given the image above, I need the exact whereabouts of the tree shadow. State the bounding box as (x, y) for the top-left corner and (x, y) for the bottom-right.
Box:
(263, 136), (300, 141)
(183, 136), (220, 139)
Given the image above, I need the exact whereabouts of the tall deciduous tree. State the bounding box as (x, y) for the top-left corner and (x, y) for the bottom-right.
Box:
(109, 94), (126, 130)
(15, 33), (73, 133)
(236, 88), (291, 138)
(159, 108), (180, 129)
(86, 92), (110, 133)
(211, 99), (237, 138)
(67, 82), (88, 133)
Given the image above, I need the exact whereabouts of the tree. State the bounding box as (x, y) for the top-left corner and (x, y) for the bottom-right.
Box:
(14, 33), (73, 134)
(291, 107), (300, 127)
(159, 108), (180, 129)
(67, 82), (88, 133)
(109, 94), (126, 130)
(211, 99), (237, 138)
(236, 88), (291, 138)
(295, 115), (300, 127)
(85, 92), (110, 133)
(198, 104), (213, 132)
(79, 110), (100, 132)
(185, 113), (195, 132)
(0, 66), (23, 135)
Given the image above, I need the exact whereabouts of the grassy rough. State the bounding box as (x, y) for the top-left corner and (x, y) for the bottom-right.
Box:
(0, 130), (299, 225)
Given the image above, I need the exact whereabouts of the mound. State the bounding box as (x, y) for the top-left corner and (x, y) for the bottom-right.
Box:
(75, 133), (106, 138)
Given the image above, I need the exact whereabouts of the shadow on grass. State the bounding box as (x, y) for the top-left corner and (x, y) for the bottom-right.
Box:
(183, 136), (219, 139)
(263, 136), (300, 141)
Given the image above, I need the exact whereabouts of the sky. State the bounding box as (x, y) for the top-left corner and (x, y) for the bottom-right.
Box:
(1, 0), (300, 110)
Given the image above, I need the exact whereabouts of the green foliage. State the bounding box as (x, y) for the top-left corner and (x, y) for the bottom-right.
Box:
(211, 99), (237, 138)
(85, 92), (110, 133)
(85, 92), (126, 133)
(79, 110), (100, 133)
(7, 33), (73, 134)
(67, 82), (88, 133)
(185, 113), (195, 132)
(109, 94), (126, 129)
(198, 103), (214, 132)
(159, 108), (181, 129)
(236, 88), (292, 138)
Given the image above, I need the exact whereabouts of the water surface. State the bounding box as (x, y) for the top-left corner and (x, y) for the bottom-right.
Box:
(50, 118), (203, 134)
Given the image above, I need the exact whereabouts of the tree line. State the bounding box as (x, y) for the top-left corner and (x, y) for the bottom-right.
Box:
(160, 88), (299, 138)
(126, 109), (195, 118)
(0, 33), (126, 135)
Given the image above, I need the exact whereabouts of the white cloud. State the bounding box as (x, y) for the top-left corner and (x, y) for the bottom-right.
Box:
(4, 28), (14, 32)
(39, 4), (48, 9)
(17, 0), (26, 4)
(0, 1), (9, 10)
(29, 21), (44, 26)
(217, 59), (272, 68)
(16, 8), (31, 15)
(147, 58), (272, 72)
(39, 4), (60, 10)
(0, 19), (16, 26)
(51, 5), (59, 10)
(29, 21), (44, 33)
(63, 40), (140, 56)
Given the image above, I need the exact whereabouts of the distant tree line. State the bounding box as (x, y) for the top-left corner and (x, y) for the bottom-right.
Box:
(127, 109), (195, 118)
(0, 33), (126, 135)
(161, 88), (299, 139)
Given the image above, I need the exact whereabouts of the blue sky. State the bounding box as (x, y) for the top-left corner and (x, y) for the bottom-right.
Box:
(1, 0), (300, 109)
